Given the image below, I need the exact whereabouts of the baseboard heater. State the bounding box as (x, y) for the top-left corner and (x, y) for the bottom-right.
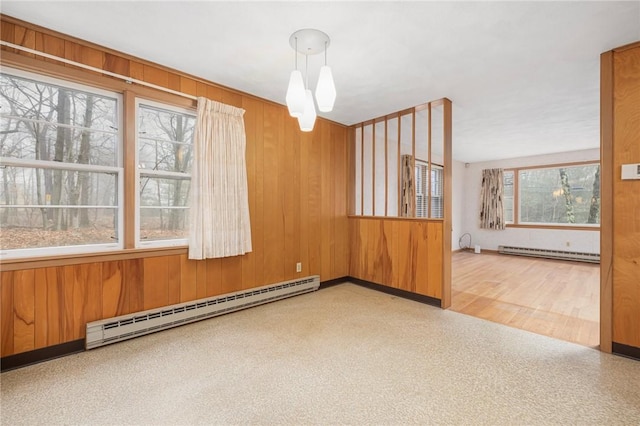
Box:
(498, 245), (599, 263)
(86, 275), (320, 350)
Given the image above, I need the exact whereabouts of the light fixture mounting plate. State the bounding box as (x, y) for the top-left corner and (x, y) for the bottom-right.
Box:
(289, 29), (330, 55)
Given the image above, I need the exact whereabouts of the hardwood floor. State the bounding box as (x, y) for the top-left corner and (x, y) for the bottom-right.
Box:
(451, 251), (599, 348)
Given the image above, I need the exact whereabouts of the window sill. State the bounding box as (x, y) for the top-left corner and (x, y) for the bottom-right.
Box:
(505, 224), (600, 231)
(0, 246), (190, 272)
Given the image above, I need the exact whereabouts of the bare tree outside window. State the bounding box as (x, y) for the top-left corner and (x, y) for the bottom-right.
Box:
(137, 103), (195, 244)
(0, 72), (120, 254)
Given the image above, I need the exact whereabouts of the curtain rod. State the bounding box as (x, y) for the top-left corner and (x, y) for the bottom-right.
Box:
(0, 40), (198, 101)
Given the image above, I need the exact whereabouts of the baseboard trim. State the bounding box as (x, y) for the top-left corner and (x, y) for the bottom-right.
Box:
(612, 342), (640, 361)
(348, 277), (441, 308)
(1, 339), (85, 372)
(320, 276), (350, 289)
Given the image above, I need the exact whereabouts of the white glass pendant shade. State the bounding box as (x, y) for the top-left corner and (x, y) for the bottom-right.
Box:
(298, 89), (316, 132)
(285, 70), (306, 117)
(315, 65), (336, 112)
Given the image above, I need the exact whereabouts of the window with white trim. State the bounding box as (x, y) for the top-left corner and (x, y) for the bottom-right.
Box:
(416, 160), (443, 218)
(0, 69), (122, 259)
(136, 101), (195, 247)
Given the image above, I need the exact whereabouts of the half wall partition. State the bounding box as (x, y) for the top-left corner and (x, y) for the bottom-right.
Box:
(348, 99), (452, 307)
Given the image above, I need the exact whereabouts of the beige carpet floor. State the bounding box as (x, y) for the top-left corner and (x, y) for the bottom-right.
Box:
(1, 283), (639, 425)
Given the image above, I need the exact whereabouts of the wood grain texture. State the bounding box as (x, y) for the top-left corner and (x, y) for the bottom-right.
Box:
(0, 18), (350, 357)
(349, 217), (443, 298)
(611, 44), (640, 348)
(600, 50), (614, 353)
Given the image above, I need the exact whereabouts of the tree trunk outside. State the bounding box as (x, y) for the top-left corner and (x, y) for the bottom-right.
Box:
(52, 89), (70, 230)
(559, 168), (575, 223)
(587, 165), (600, 224)
(78, 95), (94, 227)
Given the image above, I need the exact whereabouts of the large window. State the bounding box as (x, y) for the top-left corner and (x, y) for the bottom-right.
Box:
(504, 162), (600, 227)
(136, 101), (195, 247)
(0, 69), (122, 258)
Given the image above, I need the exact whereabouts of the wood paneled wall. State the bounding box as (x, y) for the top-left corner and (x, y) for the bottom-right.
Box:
(349, 217), (443, 300)
(0, 16), (349, 357)
(601, 41), (640, 351)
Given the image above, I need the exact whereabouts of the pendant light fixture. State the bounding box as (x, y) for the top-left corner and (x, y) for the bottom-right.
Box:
(285, 29), (336, 132)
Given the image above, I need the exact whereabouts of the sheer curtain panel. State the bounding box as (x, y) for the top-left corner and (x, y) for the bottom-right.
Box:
(479, 168), (506, 230)
(188, 97), (252, 259)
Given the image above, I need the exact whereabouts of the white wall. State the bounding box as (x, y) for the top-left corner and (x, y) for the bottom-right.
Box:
(452, 159), (465, 250)
(456, 148), (600, 254)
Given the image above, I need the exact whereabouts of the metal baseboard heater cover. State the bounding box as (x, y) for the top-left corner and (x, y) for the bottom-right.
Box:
(86, 275), (320, 350)
(498, 245), (600, 263)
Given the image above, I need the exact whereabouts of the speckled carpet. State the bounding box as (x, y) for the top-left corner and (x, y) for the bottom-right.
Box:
(1, 283), (639, 425)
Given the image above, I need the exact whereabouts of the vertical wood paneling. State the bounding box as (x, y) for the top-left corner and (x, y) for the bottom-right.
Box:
(143, 257), (168, 310)
(241, 96), (257, 290)
(1, 271), (15, 356)
(282, 114), (297, 281)
(426, 222), (443, 298)
(102, 261), (124, 319)
(125, 258), (144, 313)
(13, 269), (35, 353)
(0, 18), (350, 357)
(167, 256), (181, 305)
(611, 44), (640, 348)
(14, 25), (35, 58)
(1, 22), (16, 53)
(321, 121), (333, 280)
(220, 256), (242, 294)
(37, 34), (64, 64)
(103, 52), (129, 76)
(206, 258), (221, 296)
(349, 217), (443, 298)
(600, 50), (614, 353)
(34, 268), (49, 349)
(180, 254), (198, 302)
(308, 121), (323, 277)
(195, 260), (207, 299)
(262, 103), (285, 284)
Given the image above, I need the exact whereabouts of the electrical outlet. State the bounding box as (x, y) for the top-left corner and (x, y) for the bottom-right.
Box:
(566, 241), (571, 247)
(296, 262), (302, 273)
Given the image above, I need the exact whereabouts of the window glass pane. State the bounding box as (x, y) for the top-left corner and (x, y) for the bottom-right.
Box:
(518, 164), (600, 225)
(140, 208), (188, 241)
(137, 103), (194, 245)
(1, 166), (117, 207)
(1, 118), (117, 166)
(140, 176), (190, 207)
(0, 207), (118, 249)
(503, 170), (514, 223)
(415, 161), (428, 218)
(139, 176), (190, 241)
(1, 74), (119, 167)
(138, 105), (195, 172)
(430, 165), (444, 218)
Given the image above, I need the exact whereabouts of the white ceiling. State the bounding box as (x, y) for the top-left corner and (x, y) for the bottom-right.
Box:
(2, 1), (639, 162)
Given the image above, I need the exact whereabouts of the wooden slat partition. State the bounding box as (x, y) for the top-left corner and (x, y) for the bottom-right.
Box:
(0, 16), (350, 357)
(349, 217), (443, 300)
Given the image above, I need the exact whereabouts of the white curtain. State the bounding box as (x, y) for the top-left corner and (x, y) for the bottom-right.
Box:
(188, 97), (252, 259)
(479, 168), (506, 230)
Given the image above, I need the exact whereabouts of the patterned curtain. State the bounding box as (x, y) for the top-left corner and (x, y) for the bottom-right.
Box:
(188, 97), (252, 259)
(400, 155), (414, 217)
(480, 168), (506, 230)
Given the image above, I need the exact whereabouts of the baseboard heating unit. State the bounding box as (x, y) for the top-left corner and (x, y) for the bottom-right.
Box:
(498, 245), (600, 264)
(86, 275), (320, 350)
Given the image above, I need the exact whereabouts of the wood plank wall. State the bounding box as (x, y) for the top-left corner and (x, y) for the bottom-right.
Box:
(349, 217), (443, 300)
(0, 16), (349, 357)
(604, 42), (640, 350)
